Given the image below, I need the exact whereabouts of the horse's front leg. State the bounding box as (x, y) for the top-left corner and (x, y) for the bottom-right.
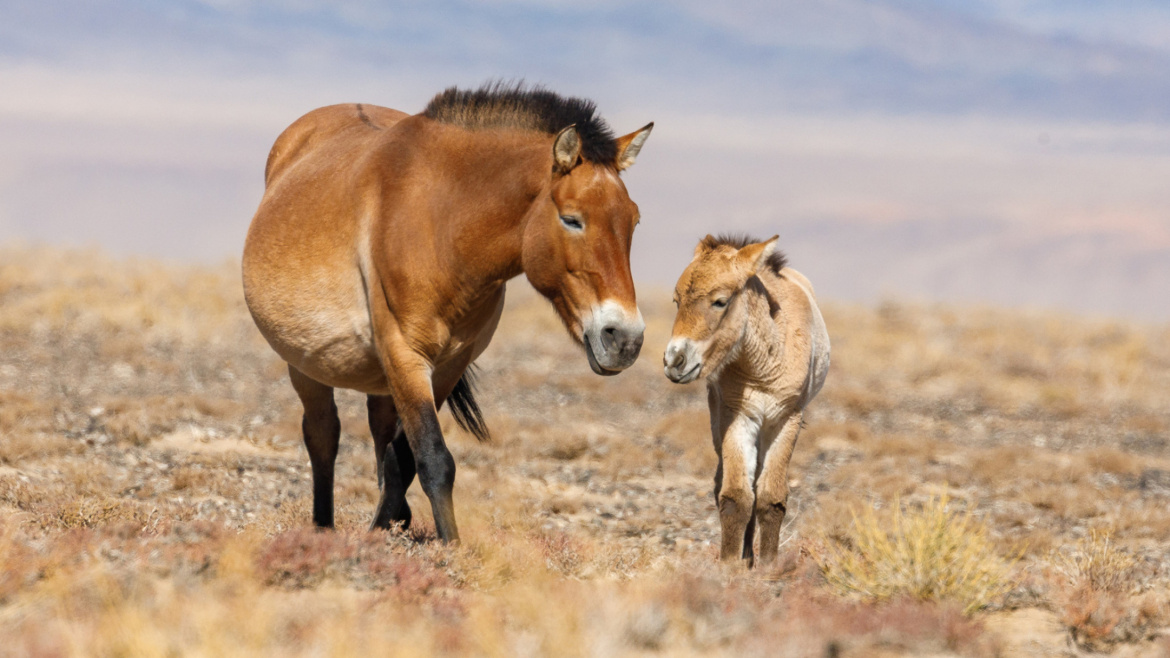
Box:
(717, 415), (759, 562)
(382, 351), (461, 543)
(755, 411), (803, 565)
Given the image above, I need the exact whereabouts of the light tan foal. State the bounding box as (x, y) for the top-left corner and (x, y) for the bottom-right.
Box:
(664, 235), (830, 566)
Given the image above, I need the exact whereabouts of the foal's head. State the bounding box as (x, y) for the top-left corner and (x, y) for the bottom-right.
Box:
(523, 122), (654, 376)
(664, 235), (782, 384)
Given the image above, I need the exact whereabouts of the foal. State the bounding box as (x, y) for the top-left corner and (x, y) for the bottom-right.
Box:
(664, 235), (830, 565)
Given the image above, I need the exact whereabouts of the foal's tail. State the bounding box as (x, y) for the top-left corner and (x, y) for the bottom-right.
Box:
(448, 366), (490, 442)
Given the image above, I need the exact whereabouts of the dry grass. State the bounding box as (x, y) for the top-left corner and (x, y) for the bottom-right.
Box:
(0, 246), (1169, 656)
(816, 495), (1018, 614)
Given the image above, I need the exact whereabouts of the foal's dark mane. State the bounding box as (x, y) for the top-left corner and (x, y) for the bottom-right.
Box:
(703, 233), (789, 274)
(423, 82), (618, 164)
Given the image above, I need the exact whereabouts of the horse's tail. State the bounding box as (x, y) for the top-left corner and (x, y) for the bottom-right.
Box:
(447, 366), (489, 442)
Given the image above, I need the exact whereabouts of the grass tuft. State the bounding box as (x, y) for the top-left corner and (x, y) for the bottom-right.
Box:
(1052, 529), (1136, 594)
(816, 494), (1017, 614)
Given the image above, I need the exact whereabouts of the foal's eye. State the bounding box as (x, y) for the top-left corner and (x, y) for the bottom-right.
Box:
(712, 299), (728, 309)
(560, 215), (584, 231)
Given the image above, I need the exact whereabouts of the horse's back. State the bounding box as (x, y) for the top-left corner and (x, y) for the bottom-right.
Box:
(264, 104), (409, 186)
(771, 267), (830, 406)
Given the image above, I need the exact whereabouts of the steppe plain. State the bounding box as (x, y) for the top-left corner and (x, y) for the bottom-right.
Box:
(1, 245), (1169, 656)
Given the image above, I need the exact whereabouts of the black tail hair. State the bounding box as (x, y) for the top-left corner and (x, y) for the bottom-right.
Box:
(447, 366), (489, 442)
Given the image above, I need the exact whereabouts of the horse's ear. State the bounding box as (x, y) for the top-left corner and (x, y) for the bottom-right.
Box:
(553, 125), (581, 173)
(614, 122), (653, 171)
(695, 234), (718, 258)
(737, 235), (779, 273)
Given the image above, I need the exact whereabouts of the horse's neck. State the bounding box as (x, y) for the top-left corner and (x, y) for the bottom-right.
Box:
(728, 278), (785, 385)
(437, 132), (549, 296)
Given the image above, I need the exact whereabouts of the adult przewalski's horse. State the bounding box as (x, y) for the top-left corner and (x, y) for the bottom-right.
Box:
(243, 84), (653, 542)
(664, 235), (830, 566)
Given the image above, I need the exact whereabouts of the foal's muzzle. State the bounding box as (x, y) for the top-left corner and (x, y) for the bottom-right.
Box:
(663, 338), (702, 384)
(583, 301), (645, 376)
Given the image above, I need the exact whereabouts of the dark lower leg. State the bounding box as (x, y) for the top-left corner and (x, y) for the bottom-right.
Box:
(303, 410), (340, 528)
(368, 395), (412, 530)
(289, 366), (340, 529)
(405, 407), (458, 543)
(392, 430), (416, 490)
(742, 511), (757, 565)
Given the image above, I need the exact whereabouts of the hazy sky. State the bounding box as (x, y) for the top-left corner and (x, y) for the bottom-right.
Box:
(2, 1), (1169, 317)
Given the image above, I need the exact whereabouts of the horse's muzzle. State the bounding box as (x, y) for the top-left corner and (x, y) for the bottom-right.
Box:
(583, 301), (645, 375)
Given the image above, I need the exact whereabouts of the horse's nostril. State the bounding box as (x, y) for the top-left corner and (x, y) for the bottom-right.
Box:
(601, 326), (618, 351)
(669, 351), (685, 370)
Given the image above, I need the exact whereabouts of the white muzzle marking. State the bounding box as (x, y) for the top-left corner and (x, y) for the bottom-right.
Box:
(582, 300), (645, 375)
(663, 336), (703, 384)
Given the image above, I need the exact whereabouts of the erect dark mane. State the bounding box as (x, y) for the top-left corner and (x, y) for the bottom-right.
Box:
(423, 81), (618, 164)
(703, 233), (789, 274)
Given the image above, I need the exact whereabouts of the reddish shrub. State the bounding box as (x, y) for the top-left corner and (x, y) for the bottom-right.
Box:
(257, 529), (358, 587)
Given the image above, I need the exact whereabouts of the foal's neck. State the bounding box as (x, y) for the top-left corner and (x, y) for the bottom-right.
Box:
(728, 276), (785, 385)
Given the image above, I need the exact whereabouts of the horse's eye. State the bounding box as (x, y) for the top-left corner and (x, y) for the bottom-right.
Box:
(560, 215), (584, 231)
(712, 298), (729, 309)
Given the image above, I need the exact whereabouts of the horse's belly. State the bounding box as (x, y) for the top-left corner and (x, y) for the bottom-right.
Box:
(246, 277), (389, 393)
(284, 313), (387, 392)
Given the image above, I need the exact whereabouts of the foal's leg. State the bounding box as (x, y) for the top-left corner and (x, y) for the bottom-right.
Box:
(368, 395), (413, 530)
(717, 415), (760, 562)
(755, 411), (803, 565)
(288, 365), (341, 529)
(742, 511), (757, 565)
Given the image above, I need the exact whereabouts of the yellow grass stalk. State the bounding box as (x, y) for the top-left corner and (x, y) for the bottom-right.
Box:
(816, 494), (1017, 614)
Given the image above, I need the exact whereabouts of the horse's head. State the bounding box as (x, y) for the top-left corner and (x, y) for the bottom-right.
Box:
(523, 123), (653, 376)
(664, 235), (780, 384)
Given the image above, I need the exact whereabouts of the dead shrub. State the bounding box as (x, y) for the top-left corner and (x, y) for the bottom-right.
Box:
(170, 465), (213, 491)
(816, 494), (1017, 614)
(1045, 530), (1167, 651)
(257, 528), (358, 587)
(542, 434), (590, 461)
(1084, 447), (1143, 477)
(45, 497), (155, 531)
(1052, 529), (1136, 594)
(0, 518), (41, 602)
(0, 433), (80, 465)
(536, 530), (588, 577)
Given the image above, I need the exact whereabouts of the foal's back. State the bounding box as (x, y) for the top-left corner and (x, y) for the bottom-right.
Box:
(760, 267), (830, 407)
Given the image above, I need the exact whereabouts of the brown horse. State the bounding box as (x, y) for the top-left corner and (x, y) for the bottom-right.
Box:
(242, 84), (653, 542)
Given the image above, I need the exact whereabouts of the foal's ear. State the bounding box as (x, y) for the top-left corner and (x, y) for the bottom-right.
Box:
(694, 234), (719, 258)
(553, 125), (581, 173)
(737, 235), (780, 273)
(614, 122), (654, 171)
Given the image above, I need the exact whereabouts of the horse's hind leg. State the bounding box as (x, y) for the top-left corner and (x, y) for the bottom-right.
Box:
(756, 411), (803, 565)
(288, 365), (341, 529)
(368, 395), (413, 530)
